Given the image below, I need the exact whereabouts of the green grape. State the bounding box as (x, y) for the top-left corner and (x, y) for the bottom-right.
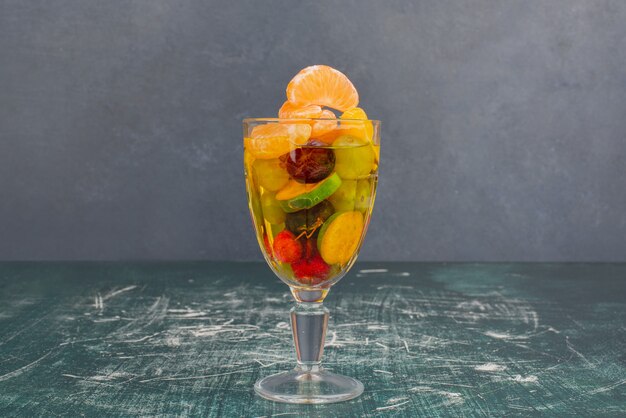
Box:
(328, 180), (357, 212)
(332, 135), (375, 179)
(355, 179), (372, 213)
(270, 222), (285, 238)
(253, 158), (290, 191)
(246, 172), (264, 228)
(261, 191), (286, 225)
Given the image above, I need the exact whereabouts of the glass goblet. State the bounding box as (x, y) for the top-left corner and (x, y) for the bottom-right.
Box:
(243, 117), (380, 404)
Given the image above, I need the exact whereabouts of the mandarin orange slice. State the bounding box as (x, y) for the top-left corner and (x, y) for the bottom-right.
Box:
(245, 123), (311, 159)
(311, 109), (338, 139)
(286, 65), (359, 112)
(278, 101), (323, 119)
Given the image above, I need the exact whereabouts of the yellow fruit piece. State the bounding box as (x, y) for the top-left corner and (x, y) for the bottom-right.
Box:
(342, 107), (378, 164)
(318, 211), (364, 265)
(372, 144), (380, 164)
(328, 180), (357, 211)
(261, 191), (286, 225)
(341, 107), (368, 120)
(333, 135), (375, 179)
(340, 107), (373, 142)
(354, 179), (372, 213)
(253, 158), (289, 191)
(245, 123), (311, 159)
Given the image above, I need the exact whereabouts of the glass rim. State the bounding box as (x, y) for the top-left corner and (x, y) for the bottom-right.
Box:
(243, 117), (381, 124)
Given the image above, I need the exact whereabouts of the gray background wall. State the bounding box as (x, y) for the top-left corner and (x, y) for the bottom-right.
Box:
(1, 0), (625, 261)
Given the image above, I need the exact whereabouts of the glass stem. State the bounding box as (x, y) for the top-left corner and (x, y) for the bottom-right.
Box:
(290, 302), (329, 371)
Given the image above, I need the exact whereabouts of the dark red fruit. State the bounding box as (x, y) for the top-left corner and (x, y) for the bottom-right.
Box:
(292, 254), (330, 282)
(283, 140), (335, 183)
(285, 200), (335, 238)
(273, 231), (302, 263)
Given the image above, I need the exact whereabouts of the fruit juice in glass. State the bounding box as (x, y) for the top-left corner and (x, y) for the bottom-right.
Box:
(244, 118), (379, 302)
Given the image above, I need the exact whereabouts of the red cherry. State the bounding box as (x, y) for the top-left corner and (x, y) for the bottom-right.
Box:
(273, 231), (303, 263)
(292, 254), (330, 281)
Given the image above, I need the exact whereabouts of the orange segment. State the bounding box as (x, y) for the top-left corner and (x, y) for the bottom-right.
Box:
(315, 122), (366, 143)
(278, 101), (323, 119)
(311, 109), (338, 139)
(275, 180), (318, 201)
(245, 123), (311, 159)
(277, 102), (338, 141)
(316, 126), (346, 144)
(286, 65), (359, 112)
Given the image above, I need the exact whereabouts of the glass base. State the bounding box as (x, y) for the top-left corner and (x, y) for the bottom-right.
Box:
(254, 366), (364, 404)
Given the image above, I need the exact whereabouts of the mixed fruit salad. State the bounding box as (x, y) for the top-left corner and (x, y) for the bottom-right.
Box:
(244, 65), (379, 289)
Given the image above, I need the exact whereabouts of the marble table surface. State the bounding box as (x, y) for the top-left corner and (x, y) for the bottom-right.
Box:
(0, 262), (624, 417)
